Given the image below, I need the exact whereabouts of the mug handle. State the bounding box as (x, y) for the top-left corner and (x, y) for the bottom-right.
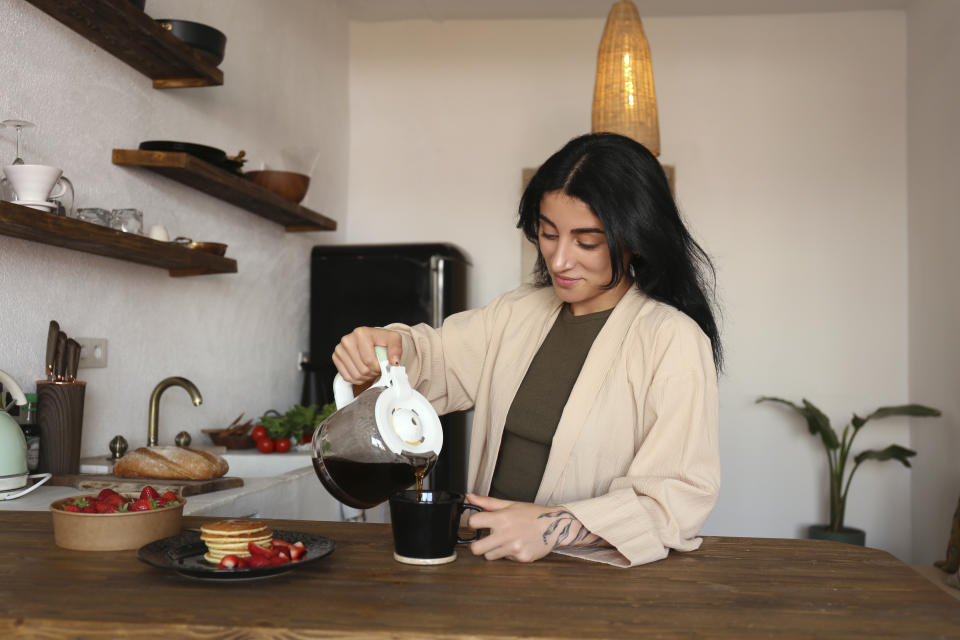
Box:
(48, 178), (68, 200)
(456, 503), (483, 543)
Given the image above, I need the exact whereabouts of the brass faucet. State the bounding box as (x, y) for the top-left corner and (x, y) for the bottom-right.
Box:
(148, 376), (203, 446)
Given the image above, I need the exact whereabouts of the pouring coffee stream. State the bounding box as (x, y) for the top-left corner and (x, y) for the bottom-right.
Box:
(311, 347), (443, 509)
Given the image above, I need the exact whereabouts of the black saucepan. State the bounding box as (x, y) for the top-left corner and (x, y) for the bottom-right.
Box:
(155, 19), (227, 66)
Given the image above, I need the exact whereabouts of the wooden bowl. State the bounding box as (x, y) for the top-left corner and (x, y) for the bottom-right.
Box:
(206, 432), (255, 449)
(50, 494), (185, 551)
(244, 170), (310, 204)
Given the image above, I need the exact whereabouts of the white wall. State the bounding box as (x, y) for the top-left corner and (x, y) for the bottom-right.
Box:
(907, 0), (960, 566)
(349, 12), (920, 560)
(0, 1), (348, 456)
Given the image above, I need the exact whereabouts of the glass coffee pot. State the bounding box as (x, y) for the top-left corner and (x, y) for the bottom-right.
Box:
(312, 347), (443, 509)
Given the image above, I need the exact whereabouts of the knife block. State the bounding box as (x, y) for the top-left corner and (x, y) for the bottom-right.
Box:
(36, 381), (86, 475)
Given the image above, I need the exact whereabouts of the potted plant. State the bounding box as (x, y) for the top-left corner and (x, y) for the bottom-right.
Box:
(756, 396), (940, 546)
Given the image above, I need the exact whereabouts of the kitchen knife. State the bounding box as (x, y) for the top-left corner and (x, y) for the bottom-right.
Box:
(54, 331), (67, 382)
(65, 338), (81, 383)
(45, 320), (60, 380)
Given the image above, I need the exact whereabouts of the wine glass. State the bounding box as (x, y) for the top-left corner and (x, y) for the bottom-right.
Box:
(2, 119), (36, 165)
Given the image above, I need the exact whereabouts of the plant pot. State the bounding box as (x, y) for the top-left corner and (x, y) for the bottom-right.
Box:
(808, 524), (865, 546)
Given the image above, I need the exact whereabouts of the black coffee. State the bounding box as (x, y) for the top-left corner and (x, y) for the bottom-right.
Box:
(314, 457), (415, 509)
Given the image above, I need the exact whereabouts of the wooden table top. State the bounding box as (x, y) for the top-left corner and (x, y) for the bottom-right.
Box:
(2, 511), (958, 639)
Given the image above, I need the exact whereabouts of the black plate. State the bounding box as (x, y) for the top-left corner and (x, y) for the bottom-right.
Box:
(137, 529), (334, 581)
(139, 140), (227, 166)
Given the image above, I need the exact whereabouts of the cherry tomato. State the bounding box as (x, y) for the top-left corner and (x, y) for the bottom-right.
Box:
(275, 438), (291, 453)
(256, 437), (275, 454)
(251, 425), (268, 441)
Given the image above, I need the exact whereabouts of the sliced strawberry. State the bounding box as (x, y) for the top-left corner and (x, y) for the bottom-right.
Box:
(131, 498), (152, 511)
(237, 556), (251, 569)
(217, 555), (239, 569)
(63, 504), (81, 512)
(247, 555), (273, 569)
(97, 488), (120, 501)
(289, 542), (306, 561)
(270, 553), (291, 565)
(270, 538), (292, 551)
(140, 485), (160, 501)
(248, 541), (277, 558)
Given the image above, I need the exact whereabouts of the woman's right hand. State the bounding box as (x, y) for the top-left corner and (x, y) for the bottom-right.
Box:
(332, 327), (404, 385)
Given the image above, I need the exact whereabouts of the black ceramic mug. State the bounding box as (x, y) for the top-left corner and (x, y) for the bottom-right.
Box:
(388, 490), (482, 565)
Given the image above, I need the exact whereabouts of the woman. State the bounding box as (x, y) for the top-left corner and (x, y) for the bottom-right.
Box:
(333, 132), (722, 567)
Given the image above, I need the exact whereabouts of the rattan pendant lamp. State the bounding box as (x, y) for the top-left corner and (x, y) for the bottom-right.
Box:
(591, 0), (660, 156)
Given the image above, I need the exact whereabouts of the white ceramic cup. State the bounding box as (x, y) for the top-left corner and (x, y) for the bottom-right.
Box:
(147, 224), (169, 242)
(2, 164), (67, 202)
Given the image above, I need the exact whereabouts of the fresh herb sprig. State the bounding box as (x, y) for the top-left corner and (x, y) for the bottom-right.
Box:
(258, 402), (337, 443)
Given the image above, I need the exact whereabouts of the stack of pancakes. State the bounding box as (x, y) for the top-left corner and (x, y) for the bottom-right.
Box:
(200, 519), (273, 564)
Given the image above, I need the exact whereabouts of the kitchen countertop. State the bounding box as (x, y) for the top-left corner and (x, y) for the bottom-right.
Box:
(0, 468), (316, 517)
(2, 511), (958, 639)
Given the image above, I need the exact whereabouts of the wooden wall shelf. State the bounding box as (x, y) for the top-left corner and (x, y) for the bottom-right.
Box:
(24, 0), (223, 89)
(0, 201), (237, 277)
(112, 149), (337, 232)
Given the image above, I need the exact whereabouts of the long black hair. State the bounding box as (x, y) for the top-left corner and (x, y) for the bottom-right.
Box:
(518, 132), (723, 372)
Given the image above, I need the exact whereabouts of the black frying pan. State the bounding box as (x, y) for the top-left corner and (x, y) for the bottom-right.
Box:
(138, 141), (227, 166)
(155, 19), (227, 66)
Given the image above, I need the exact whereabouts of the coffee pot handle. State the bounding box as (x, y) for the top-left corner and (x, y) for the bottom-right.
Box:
(332, 346), (390, 409)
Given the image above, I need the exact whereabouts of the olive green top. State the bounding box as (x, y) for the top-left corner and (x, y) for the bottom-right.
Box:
(489, 304), (614, 502)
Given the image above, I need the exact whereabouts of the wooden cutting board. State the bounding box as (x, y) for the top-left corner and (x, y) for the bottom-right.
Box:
(49, 474), (244, 497)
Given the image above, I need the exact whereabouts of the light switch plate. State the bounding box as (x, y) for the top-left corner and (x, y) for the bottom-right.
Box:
(77, 337), (108, 369)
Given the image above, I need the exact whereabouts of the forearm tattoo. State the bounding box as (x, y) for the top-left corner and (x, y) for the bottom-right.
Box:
(538, 510), (613, 552)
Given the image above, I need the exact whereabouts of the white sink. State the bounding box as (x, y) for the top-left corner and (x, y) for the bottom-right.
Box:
(220, 450), (313, 478)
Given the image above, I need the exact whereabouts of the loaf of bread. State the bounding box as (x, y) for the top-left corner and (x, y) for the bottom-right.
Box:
(113, 446), (229, 480)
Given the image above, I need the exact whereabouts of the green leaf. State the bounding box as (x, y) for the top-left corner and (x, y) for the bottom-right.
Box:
(866, 405), (941, 420)
(757, 396), (839, 450)
(801, 399), (839, 449)
(259, 402), (338, 443)
(854, 445), (916, 468)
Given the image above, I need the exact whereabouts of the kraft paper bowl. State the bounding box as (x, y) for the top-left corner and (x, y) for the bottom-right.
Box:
(50, 494), (185, 551)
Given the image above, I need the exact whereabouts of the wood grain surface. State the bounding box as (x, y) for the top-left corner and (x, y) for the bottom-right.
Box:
(0, 201), (237, 276)
(23, 0), (223, 88)
(47, 474), (244, 497)
(112, 149), (337, 231)
(1, 512), (957, 639)
(36, 381), (86, 475)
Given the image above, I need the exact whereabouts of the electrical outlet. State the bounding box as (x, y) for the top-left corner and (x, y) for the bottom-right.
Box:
(77, 338), (108, 369)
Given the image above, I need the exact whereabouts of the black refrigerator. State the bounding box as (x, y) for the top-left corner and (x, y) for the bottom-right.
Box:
(304, 243), (471, 494)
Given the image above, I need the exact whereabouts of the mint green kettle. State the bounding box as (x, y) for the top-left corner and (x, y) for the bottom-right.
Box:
(0, 370), (51, 499)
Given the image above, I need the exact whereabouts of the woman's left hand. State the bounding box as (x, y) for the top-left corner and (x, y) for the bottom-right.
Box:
(464, 494), (568, 563)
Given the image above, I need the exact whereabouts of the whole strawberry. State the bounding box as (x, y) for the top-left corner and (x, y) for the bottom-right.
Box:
(94, 501), (118, 513)
(97, 488), (120, 501)
(131, 498), (153, 511)
(140, 485), (160, 501)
